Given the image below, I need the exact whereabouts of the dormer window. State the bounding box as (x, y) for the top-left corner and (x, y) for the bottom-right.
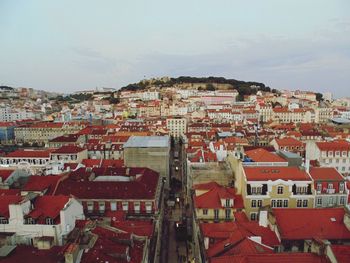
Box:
(46, 217), (54, 225)
(339, 183), (345, 193)
(277, 186), (284, 194)
(26, 217), (36, 225)
(0, 217), (8, 224)
(225, 199), (231, 207)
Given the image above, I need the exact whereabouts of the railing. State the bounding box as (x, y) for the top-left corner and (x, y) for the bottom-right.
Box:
(326, 189), (336, 194)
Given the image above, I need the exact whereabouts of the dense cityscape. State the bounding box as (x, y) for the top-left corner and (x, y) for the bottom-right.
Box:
(0, 79), (350, 262)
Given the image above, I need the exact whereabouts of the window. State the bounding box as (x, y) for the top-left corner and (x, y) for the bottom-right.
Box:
(250, 213), (257, 221)
(317, 183), (322, 192)
(145, 202), (152, 213)
(87, 202), (93, 213)
(271, 200), (276, 208)
(110, 202), (117, 211)
(134, 202), (140, 213)
(316, 198), (322, 206)
(303, 200), (308, 207)
(257, 200), (262, 208)
(203, 209), (208, 215)
(122, 202), (128, 211)
(277, 200), (283, 207)
(214, 209), (219, 220)
(283, 200), (288, 207)
(252, 187), (262, 195)
(26, 217), (36, 225)
(340, 196), (346, 205)
(340, 183), (345, 193)
(0, 217), (8, 224)
(46, 217), (54, 225)
(296, 186), (308, 194)
(277, 186), (283, 195)
(251, 200), (257, 208)
(226, 199), (231, 207)
(225, 209), (231, 220)
(99, 202), (105, 213)
(328, 183), (333, 189)
(328, 197), (333, 206)
(297, 199), (302, 207)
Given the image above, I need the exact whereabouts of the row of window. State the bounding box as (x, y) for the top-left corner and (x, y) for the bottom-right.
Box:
(250, 199), (308, 208)
(202, 209), (232, 220)
(322, 151), (350, 157)
(323, 158), (349, 164)
(86, 201), (152, 213)
(251, 196), (347, 209)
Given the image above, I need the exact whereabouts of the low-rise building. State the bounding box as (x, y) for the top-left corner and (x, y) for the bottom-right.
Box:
(193, 182), (243, 222)
(241, 166), (314, 221)
(314, 140), (350, 175)
(0, 195), (84, 246)
(309, 167), (348, 207)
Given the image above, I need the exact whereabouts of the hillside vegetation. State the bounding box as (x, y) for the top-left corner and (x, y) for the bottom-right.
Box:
(121, 76), (278, 99)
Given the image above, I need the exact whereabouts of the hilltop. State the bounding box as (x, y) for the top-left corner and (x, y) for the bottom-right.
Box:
(120, 76), (278, 99)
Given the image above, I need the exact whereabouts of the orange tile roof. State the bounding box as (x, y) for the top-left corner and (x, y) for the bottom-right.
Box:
(309, 167), (344, 181)
(244, 167), (311, 181)
(273, 208), (350, 240)
(245, 148), (286, 163)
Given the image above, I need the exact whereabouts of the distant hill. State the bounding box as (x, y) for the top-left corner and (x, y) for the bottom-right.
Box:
(120, 76), (277, 99)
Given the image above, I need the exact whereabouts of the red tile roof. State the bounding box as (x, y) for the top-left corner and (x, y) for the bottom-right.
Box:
(201, 221), (279, 258)
(0, 195), (23, 218)
(30, 122), (64, 129)
(52, 145), (85, 154)
(23, 175), (63, 194)
(81, 226), (145, 263)
(5, 149), (53, 158)
(211, 253), (330, 263)
(331, 245), (350, 263)
(244, 167), (311, 181)
(82, 159), (101, 167)
(194, 184), (243, 209)
(274, 137), (304, 147)
(0, 189), (20, 196)
(49, 134), (81, 142)
(0, 245), (63, 263)
(27, 195), (70, 223)
(101, 159), (124, 167)
(309, 167), (344, 181)
(111, 219), (154, 238)
(273, 208), (350, 240)
(54, 168), (159, 200)
(316, 140), (350, 151)
(0, 169), (14, 181)
(245, 148), (286, 163)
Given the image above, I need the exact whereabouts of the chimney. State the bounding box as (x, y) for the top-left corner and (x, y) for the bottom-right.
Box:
(305, 159), (310, 173)
(259, 210), (268, 228)
(344, 209), (350, 231)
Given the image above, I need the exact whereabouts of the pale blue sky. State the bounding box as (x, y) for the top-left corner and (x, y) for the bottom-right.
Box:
(1, 0), (350, 96)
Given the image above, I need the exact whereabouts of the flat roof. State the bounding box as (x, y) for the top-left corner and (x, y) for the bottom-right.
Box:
(124, 135), (170, 148)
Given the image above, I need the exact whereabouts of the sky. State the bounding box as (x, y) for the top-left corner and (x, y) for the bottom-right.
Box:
(1, 0), (350, 97)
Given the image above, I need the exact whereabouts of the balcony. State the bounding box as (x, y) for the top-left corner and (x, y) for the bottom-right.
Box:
(326, 188), (335, 194)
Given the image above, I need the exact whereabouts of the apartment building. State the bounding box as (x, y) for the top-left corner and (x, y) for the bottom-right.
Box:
(0, 195), (84, 246)
(166, 116), (187, 138)
(241, 166), (314, 221)
(193, 182), (243, 222)
(15, 122), (85, 145)
(309, 167), (348, 208)
(314, 140), (350, 175)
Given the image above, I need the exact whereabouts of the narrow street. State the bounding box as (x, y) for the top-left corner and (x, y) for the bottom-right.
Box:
(160, 138), (195, 263)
